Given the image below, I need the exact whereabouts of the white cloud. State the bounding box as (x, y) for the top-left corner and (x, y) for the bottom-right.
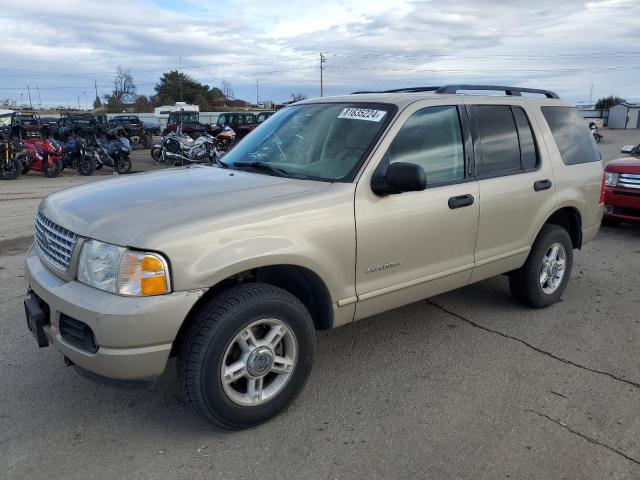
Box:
(0, 0), (638, 105)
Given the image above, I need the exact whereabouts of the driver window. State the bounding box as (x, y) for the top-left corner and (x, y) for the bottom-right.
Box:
(387, 106), (465, 185)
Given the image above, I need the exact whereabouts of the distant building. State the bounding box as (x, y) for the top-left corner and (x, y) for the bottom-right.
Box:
(608, 103), (640, 129)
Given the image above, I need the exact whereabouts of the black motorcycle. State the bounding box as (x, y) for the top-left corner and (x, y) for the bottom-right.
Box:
(0, 136), (21, 180)
(89, 127), (132, 174)
(61, 136), (96, 176)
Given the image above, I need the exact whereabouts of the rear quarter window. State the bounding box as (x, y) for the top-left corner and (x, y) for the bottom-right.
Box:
(541, 106), (600, 165)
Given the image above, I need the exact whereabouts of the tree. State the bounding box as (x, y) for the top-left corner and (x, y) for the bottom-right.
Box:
(290, 93), (308, 102)
(93, 96), (102, 110)
(154, 71), (209, 104)
(105, 95), (124, 113)
(134, 95), (152, 113)
(207, 87), (225, 107)
(595, 95), (626, 110)
(221, 79), (234, 101)
(111, 66), (137, 103)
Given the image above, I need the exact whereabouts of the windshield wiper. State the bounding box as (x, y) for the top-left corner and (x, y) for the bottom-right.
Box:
(231, 161), (289, 177)
(213, 156), (229, 168)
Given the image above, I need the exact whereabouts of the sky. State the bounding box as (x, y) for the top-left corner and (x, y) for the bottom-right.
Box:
(1, 0), (639, 108)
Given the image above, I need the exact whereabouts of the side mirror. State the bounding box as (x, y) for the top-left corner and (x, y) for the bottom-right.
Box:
(621, 145), (636, 154)
(372, 162), (427, 195)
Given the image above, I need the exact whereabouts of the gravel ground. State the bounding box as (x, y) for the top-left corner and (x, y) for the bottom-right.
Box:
(0, 130), (639, 480)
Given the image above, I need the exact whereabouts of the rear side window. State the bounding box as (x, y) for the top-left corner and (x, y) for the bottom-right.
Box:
(469, 105), (540, 176)
(541, 106), (600, 165)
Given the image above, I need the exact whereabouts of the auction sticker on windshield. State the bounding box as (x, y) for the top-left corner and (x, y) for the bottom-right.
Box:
(338, 108), (387, 122)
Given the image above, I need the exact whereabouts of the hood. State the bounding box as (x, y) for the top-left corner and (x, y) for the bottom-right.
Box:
(605, 155), (640, 174)
(41, 166), (329, 248)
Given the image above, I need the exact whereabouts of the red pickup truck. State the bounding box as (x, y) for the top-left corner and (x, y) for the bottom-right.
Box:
(603, 144), (640, 225)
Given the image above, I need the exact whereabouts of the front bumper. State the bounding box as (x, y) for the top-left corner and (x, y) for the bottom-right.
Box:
(603, 186), (640, 224)
(24, 246), (205, 380)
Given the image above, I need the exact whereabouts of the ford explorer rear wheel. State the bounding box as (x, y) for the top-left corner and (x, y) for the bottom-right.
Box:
(509, 224), (573, 308)
(177, 283), (315, 429)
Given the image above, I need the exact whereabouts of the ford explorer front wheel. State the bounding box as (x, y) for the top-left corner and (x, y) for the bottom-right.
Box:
(177, 283), (315, 429)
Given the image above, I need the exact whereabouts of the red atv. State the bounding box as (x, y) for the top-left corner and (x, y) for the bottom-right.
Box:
(18, 138), (63, 178)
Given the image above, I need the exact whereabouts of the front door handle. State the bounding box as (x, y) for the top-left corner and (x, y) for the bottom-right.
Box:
(448, 194), (474, 209)
(534, 179), (552, 191)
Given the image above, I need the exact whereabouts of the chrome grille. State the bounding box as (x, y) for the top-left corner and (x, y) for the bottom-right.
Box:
(619, 173), (640, 190)
(34, 212), (78, 272)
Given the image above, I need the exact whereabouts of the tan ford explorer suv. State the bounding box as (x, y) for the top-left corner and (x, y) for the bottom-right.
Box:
(24, 85), (604, 429)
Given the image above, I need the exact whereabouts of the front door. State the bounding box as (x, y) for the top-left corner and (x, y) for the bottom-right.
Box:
(354, 103), (479, 320)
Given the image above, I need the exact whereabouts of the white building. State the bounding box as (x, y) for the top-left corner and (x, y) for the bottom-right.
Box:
(608, 103), (640, 129)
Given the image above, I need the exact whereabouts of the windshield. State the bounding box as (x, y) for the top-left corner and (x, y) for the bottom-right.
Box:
(169, 111), (199, 123)
(257, 112), (272, 123)
(221, 103), (394, 182)
(16, 114), (39, 125)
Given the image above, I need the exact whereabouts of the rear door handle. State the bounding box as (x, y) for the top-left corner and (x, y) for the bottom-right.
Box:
(534, 179), (552, 191)
(448, 194), (474, 209)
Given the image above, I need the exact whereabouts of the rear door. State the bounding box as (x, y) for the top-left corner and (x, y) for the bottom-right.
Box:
(465, 101), (558, 282)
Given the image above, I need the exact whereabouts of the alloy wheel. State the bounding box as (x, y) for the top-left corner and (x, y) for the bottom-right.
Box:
(540, 242), (567, 294)
(220, 318), (298, 406)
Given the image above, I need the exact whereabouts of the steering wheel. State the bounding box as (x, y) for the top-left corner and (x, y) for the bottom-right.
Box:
(334, 148), (363, 164)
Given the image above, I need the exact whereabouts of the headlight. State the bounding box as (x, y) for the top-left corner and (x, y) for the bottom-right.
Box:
(604, 172), (619, 187)
(77, 239), (170, 296)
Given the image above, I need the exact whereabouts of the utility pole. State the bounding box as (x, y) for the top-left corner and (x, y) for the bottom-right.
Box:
(179, 55), (183, 102)
(20, 93), (23, 106)
(588, 83), (594, 106)
(256, 79), (259, 106)
(83, 91), (88, 110)
(36, 87), (41, 108)
(26, 85), (33, 109)
(78, 95), (81, 110)
(94, 80), (99, 104)
(319, 53), (327, 97)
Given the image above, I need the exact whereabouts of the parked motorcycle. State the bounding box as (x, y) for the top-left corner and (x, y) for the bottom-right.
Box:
(589, 122), (603, 144)
(88, 127), (132, 174)
(151, 127), (236, 164)
(61, 136), (96, 176)
(0, 136), (21, 180)
(592, 129), (603, 144)
(19, 138), (64, 178)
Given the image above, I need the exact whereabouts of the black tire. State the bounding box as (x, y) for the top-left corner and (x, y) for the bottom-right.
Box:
(114, 154), (132, 174)
(509, 224), (573, 308)
(177, 283), (315, 429)
(142, 134), (152, 149)
(150, 146), (162, 162)
(44, 160), (62, 178)
(0, 158), (20, 180)
(17, 153), (30, 174)
(76, 154), (96, 176)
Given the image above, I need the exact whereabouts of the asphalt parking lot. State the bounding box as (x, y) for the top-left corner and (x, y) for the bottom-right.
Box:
(1, 130), (639, 479)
